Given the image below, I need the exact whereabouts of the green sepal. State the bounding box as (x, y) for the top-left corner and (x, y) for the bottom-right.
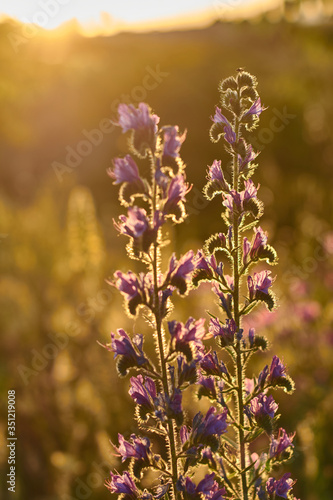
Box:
(203, 180), (227, 200)
(192, 269), (212, 288)
(219, 76), (238, 92)
(131, 459), (146, 479)
(197, 385), (215, 402)
(244, 426), (265, 443)
(271, 375), (295, 394)
(216, 334), (234, 349)
(174, 411), (184, 427)
(258, 244), (278, 265)
(257, 414), (274, 435)
(210, 122), (225, 143)
(242, 114), (259, 131)
(271, 447), (293, 464)
(128, 293), (144, 316)
(205, 435), (220, 452)
(240, 163), (258, 180)
(237, 71), (258, 89)
(221, 90), (240, 115)
(138, 404), (150, 422)
(165, 202), (186, 223)
(118, 180), (149, 206)
(240, 86), (259, 101)
(116, 355), (141, 377)
(204, 233), (227, 255)
(130, 128), (155, 158)
(253, 335), (269, 351)
(255, 290), (277, 311)
(170, 274), (188, 295)
(243, 197), (264, 218)
(173, 343), (194, 363)
(239, 220), (258, 233)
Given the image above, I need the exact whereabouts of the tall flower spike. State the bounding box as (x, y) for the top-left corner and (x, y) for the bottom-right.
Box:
(104, 73), (298, 500)
(193, 70), (298, 500)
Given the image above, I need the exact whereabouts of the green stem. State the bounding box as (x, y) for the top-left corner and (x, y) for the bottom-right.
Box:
(232, 113), (249, 500)
(150, 151), (179, 500)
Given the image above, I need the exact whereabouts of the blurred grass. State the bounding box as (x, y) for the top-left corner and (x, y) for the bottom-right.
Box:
(0, 15), (333, 500)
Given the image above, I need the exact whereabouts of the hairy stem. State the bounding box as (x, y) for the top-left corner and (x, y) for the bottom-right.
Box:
(151, 152), (179, 500)
(232, 113), (249, 500)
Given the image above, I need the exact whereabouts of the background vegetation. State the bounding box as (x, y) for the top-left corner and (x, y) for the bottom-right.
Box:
(0, 14), (333, 499)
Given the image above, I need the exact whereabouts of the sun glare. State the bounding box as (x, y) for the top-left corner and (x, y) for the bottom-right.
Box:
(0, 0), (280, 35)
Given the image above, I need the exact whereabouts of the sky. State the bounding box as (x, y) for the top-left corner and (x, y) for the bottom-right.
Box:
(0, 0), (278, 32)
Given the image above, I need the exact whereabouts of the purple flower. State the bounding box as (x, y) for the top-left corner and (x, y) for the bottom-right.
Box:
(178, 473), (226, 500)
(114, 207), (164, 253)
(238, 143), (259, 172)
(106, 471), (139, 498)
(169, 388), (182, 414)
(191, 407), (228, 444)
(180, 425), (190, 445)
(129, 374), (157, 409)
(244, 97), (267, 117)
(198, 373), (217, 399)
(251, 226), (268, 257)
(223, 179), (259, 214)
(115, 207), (149, 239)
(209, 318), (237, 346)
(268, 355), (287, 382)
(107, 155), (143, 186)
(206, 160), (230, 191)
(194, 251), (223, 278)
(243, 179), (259, 200)
(168, 317), (206, 352)
(202, 407), (228, 436)
(243, 227), (268, 265)
(244, 377), (255, 395)
(258, 365), (269, 389)
(270, 428), (295, 459)
(113, 270), (142, 301)
(266, 473), (295, 498)
(247, 270), (274, 300)
(162, 125), (186, 158)
(117, 102), (159, 133)
(177, 355), (198, 387)
(165, 250), (195, 295)
(250, 393), (278, 419)
(115, 434), (151, 463)
(108, 329), (146, 366)
(211, 107), (236, 144)
(248, 327), (255, 347)
(154, 389), (183, 422)
(200, 351), (228, 377)
(163, 174), (191, 214)
(116, 102), (160, 154)
(212, 283), (233, 315)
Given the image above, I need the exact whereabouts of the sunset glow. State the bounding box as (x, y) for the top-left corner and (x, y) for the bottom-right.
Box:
(0, 0), (281, 34)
